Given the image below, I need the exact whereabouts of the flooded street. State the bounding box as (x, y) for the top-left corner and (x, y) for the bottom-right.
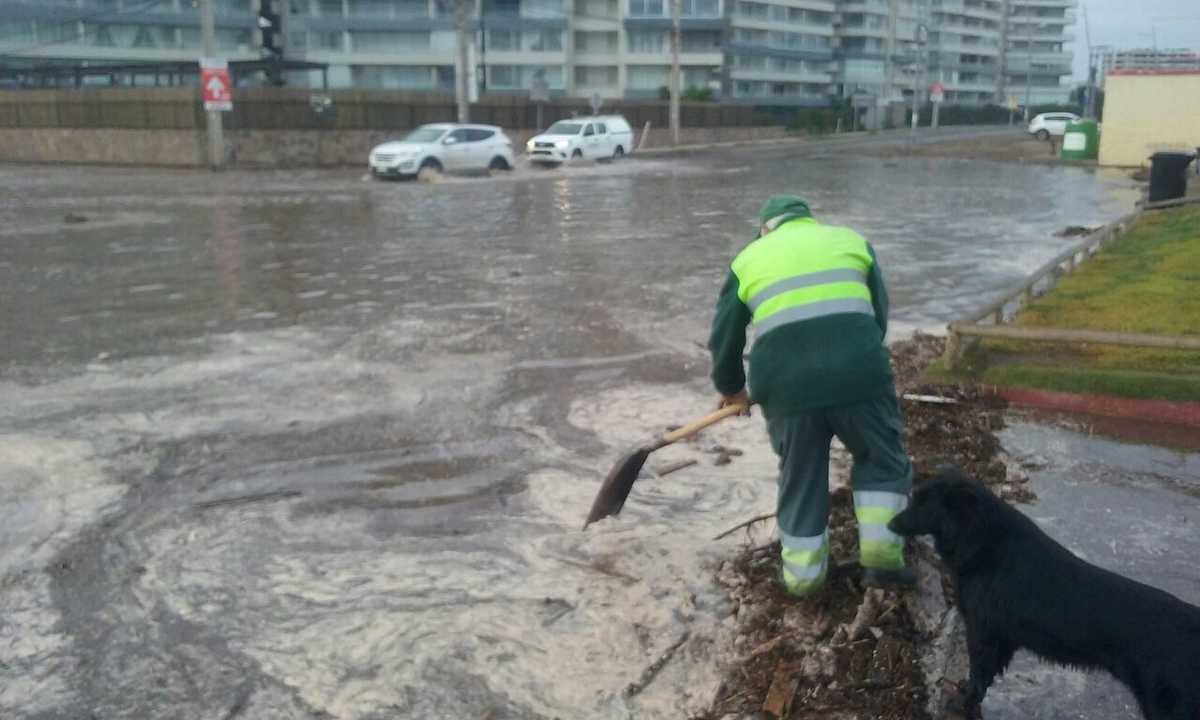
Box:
(0, 132), (1147, 719)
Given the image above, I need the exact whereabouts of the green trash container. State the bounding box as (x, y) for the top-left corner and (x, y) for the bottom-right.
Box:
(1061, 119), (1099, 160)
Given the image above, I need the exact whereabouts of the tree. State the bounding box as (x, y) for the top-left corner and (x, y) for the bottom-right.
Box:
(1070, 84), (1104, 121)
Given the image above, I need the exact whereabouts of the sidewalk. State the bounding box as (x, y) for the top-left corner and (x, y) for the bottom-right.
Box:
(939, 203), (1200, 417)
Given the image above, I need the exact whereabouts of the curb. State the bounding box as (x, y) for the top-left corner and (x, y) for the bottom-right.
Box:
(981, 384), (1200, 428)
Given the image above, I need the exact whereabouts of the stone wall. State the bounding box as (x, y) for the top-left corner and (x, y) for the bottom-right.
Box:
(0, 125), (791, 169)
(0, 128), (205, 167)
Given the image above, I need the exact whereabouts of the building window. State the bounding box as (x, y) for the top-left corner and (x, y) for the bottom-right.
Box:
(581, 0), (618, 18)
(738, 1), (767, 20)
(628, 64), (668, 89)
(575, 65), (618, 86)
(491, 65), (517, 88)
(350, 31), (431, 52)
(627, 30), (665, 53)
(318, 0), (344, 17)
(352, 65), (435, 89)
(0, 20), (35, 43)
(489, 30), (518, 50)
(629, 0), (665, 17)
(735, 28), (766, 44)
(576, 31), (617, 53)
(681, 30), (720, 52)
(491, 65), (564, 89)
(524, 0), (565, 18)
(735, 54), (766, 70)
(525, 29), (563, 52)
(312, 31), (342, 50)
(681, 0), (719, 18)
(683, 67), (713, 88)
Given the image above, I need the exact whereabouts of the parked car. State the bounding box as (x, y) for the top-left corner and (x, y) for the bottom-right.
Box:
(1027, 112), (1080, 141)
(526, 115), (634, 165)
(368, 124), (515, 179)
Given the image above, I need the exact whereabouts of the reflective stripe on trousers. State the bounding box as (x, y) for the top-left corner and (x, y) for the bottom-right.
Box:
(853, 490), (908, 569)
(779, 529), (828, 596)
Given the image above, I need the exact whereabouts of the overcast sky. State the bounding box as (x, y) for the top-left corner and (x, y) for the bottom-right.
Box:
(1071, 0), (1200, 80)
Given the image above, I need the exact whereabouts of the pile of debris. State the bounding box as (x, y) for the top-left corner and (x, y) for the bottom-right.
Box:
(698, 333), (1033, 720)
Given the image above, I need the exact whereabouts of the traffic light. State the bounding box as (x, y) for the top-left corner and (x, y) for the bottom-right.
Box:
(257, 0), (281, 58)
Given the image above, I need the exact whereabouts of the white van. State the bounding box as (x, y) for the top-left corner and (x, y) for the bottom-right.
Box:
(526, 115), (634, 165)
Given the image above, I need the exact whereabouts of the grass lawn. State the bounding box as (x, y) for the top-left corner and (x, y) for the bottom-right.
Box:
(931, 204), (1200, 402)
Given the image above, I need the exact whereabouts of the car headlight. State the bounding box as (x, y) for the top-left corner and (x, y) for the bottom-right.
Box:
(554, 140), (569, 150)
(527, 140), (535, 151)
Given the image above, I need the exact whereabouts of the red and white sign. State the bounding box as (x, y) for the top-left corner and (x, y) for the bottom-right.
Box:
(200, 58), (232, 112)
(929, 82), (944, 104)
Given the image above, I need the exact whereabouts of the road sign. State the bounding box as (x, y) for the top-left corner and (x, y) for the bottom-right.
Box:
(929, 81), (944, 104)
(530, 73), (550, 103)
(589, 92), (602, 115)
(200, 58), (232, 112)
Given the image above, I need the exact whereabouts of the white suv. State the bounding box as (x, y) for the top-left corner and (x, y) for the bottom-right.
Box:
(1027, 112), (1079, 141)
(369, 124), (515, 179)
(526, 115), (634, 165)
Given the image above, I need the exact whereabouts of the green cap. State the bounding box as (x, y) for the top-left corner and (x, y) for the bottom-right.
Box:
(757, 195), (812, 230)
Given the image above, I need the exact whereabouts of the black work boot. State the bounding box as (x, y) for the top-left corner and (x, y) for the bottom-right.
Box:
(862, 566), (917, 589)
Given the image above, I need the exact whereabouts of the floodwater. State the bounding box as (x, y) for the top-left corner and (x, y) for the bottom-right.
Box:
(0, 131), (1143, 719)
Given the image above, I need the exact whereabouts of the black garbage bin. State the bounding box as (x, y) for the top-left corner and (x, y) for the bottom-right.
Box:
(1148, 151), (1196, 202)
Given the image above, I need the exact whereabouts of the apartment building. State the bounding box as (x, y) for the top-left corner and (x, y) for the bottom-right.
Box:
(1003, 0), (1074, 105)
(0, 0), (1075, 106)
(1098, 48), (1200, 87)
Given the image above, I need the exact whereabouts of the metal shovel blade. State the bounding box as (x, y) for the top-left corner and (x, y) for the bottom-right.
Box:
(582, 446), (651, 529)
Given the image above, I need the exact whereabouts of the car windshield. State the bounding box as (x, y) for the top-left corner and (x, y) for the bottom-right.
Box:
(544, 122), (583, 136)
(402, 127), (447, 143)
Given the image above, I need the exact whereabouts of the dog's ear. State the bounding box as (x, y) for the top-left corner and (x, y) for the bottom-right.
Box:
(940, 483), (997, 572)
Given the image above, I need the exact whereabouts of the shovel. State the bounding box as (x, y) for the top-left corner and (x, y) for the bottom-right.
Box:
(582, 402), (752, 529)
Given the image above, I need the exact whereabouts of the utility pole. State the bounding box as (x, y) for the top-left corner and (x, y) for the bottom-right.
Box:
(1024, 41), (1031, 122)
(669, 0), (681, 145)
(200, 0), (224, 169)
(454, 0), (470, 123)
(1082, 2), (1094, 118)
(883, 0), (897, 127)
(911, 23), (927, 134)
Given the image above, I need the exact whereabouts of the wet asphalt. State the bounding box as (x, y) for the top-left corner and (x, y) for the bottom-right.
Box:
(3, 127), (1194, 719)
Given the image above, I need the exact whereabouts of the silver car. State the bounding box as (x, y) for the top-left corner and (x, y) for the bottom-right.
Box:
(369, 124), (516, 179)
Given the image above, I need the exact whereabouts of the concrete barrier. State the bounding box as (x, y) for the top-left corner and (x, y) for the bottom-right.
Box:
(0, 125), (790, 168)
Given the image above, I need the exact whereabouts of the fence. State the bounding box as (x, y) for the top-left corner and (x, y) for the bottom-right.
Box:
(942, 209), (1200, 368)
(0, 88), (779, 132)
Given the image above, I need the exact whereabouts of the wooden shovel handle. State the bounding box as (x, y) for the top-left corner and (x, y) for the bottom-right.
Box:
(658, 403), (751, 446)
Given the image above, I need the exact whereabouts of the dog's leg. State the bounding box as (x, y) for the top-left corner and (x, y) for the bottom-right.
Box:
(959, 624), (1012, 718)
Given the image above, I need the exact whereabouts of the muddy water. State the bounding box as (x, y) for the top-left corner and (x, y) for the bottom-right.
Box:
(0, 140), (1139, 718)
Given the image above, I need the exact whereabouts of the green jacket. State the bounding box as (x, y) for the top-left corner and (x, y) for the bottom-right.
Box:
(708, 217), (894, 418)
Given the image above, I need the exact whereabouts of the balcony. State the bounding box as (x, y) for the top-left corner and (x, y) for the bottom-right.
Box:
(1008, 0), (1075, 7)
(930, 0), (1003, 20)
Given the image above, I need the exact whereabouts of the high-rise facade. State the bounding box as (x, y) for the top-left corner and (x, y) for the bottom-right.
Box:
(0, 0), (1075, 107)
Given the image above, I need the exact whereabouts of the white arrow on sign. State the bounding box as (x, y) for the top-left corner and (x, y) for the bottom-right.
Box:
(206, 76), (225, 95)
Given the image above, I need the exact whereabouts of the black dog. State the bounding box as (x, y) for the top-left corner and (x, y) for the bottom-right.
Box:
(888, 468), (1200, 720)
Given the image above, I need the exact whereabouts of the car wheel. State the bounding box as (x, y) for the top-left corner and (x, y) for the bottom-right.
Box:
(571, 149), (583, 160)
(417, 158), (443, 183)
(1035, 129), (1049, 142)
(488, 156), (511, 172)
(613, 145), (625, 159)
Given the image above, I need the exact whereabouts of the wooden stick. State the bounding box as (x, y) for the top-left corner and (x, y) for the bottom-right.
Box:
(950, 322), (1200, 350)
(713, 512), (776, 541)
(654, 458), (698, 478)
(623, 631), (690, 698)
